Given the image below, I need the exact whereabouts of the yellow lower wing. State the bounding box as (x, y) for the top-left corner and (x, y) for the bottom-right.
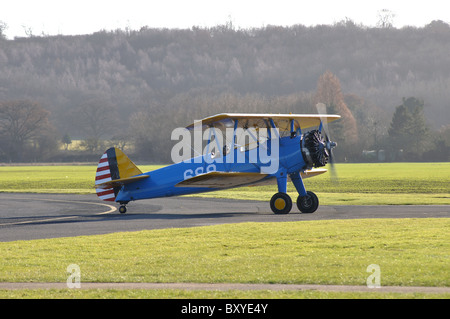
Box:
(176, 172), (268, 188)
(176, 168), (327, 189)
(301, 168), (327, 178)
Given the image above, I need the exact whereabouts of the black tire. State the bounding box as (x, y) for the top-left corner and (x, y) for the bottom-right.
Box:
(119, 205), (127, 214)
(297, 191), (319, 213)
(270, 192), (292, 214)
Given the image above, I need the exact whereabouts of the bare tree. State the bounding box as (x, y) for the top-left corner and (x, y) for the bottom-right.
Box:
(0, 21), (7, 39)
(0, 100), (54, 161)
(314, 71), (359, 160)
(22, 25), (34, 37)
(376, 9), (396, 28)
(73, 95), (118, 152)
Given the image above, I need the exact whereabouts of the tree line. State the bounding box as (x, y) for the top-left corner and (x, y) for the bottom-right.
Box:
(0, 20), (449, 162)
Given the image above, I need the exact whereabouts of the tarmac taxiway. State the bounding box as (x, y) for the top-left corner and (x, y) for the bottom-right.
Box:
(0, 193), (448, 242)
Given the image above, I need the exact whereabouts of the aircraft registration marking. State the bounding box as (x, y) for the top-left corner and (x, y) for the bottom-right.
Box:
(183, 164), (216, 180)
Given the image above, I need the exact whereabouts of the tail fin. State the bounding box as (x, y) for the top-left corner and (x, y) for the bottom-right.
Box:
(95, 147), (143, 201)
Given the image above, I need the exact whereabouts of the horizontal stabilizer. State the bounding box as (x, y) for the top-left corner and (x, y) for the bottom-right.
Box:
(95, 174), (149, 190)
(176, 172), (268, 189)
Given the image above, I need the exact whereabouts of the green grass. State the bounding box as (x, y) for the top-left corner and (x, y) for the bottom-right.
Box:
(1, 219), (448, 285)
(185, 162), (450, 195)
(1, 163), (448, 298)
(0, 218), (449, 298)
(1, 289), (448, 299)
(194, 163), (450, 204)
(0, 165), (99, 194)
(306, 162), (450, 194)
(0, 163), (449, 205)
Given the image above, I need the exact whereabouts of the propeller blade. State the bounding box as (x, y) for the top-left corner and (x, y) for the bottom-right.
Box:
(315, 102), (339, 184)
(316, 102), (330, 137)
(328, 148), (339, 184)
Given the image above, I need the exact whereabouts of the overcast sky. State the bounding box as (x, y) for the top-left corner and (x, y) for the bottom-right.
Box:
(2, 0), (449, 39)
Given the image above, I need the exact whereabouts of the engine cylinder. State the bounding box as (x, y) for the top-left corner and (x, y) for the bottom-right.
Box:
(301, 130), (330, 168)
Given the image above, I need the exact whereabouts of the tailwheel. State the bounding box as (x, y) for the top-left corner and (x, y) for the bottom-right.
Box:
(270, 192), (292, 214)
(297, 191), (319, 214)
(119, 205), (127, 214)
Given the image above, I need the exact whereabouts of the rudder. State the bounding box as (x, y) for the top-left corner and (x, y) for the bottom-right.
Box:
(95, 147), (142, 201)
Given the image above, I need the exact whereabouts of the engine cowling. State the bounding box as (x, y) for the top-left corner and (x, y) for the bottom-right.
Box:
(301, 130), (334, 168)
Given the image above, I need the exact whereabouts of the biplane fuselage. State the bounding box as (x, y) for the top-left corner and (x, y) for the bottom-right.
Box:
(95, 113), (339, 214)
(116, 134), (309, 202)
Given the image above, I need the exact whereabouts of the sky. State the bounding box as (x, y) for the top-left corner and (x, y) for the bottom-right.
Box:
(2, 0), (449, 39)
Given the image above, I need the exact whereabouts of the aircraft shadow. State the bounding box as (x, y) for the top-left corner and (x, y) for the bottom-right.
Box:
(0, 210), (263, 227)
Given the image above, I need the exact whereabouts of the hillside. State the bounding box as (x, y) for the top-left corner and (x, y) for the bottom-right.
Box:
(1, 20), (449, 162)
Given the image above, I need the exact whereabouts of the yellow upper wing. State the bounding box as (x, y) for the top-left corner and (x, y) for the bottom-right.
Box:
(186, 113), (340, 132)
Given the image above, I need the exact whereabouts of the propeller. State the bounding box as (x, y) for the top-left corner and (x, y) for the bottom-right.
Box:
(316, 103), (339, 183)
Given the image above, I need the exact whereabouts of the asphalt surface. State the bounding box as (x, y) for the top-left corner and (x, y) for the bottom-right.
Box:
(1, 281), (449, 293)
(1, 193), (449, 242)
(1, 193), (449, 294)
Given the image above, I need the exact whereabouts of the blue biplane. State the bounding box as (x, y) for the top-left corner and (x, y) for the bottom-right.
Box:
(95, 111), (339, 214)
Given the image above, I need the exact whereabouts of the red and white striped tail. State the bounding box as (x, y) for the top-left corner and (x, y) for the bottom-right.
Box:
(95, 152), (116, 201)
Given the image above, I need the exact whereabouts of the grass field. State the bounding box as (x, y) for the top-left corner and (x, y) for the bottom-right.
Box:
(3, 289), (446, 299)
(196, 162), (450, 205)
(1, 163), (449, 205)
(0, 162), (449, 299)
(1, 218), (449, 299)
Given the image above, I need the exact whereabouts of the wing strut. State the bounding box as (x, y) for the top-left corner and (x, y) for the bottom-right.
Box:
(268, 118), (280, 139)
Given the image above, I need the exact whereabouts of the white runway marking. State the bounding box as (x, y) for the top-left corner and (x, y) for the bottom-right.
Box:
(0, 197), (116, 226)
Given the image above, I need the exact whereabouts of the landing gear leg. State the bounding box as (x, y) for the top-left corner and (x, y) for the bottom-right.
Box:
(270, 170), (292, 214)
(290, 171), (319, 214)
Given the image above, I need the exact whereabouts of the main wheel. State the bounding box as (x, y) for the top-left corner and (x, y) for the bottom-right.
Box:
(119, 205), (127, 214)
(270, 192), (292, 214)
(297, 191), (319, 214)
